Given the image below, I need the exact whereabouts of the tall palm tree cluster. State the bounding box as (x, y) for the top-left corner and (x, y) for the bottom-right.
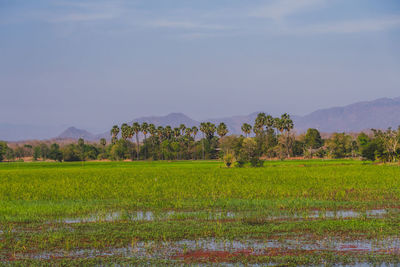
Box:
(109, 121), (228, 160)
(108, 113), (296, 161)
(247, 113), (295, 159)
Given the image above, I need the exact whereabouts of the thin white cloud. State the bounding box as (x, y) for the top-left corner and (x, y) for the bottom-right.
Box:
(147, 20), (228, 30)
(294, 16), (400, 34)
(250, 0), (326, 21)
(50, 12), (116, 22)
(41, 0), (124, 23)
(3, 0), (399, 39)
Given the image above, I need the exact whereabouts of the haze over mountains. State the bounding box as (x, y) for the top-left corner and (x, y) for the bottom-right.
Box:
(2, 97), (400, 141)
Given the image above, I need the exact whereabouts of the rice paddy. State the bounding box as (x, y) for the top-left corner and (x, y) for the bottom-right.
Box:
(1, 160), (400, 266)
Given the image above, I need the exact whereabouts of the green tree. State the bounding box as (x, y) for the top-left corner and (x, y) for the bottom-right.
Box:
(78, 138), (85, 161)
(326, 133), (353, 159)
(62, 144), (82, 161)
(33, 146), (41, 161)
(24, 144), (33, 157)
(49, 143), (63, 162)
(5, 147), (15, 161)
(239, 138), (262, 167)
(304, 128), (323, 158)
(0, 141), (7, 162)
(110, 139), (135, 160)
(40, 143), (50, 160)
(357, 132), (377, 161)
(220, 135), (243, 158)
(14, 146), (25, 159)
(372, 127), (400, 162)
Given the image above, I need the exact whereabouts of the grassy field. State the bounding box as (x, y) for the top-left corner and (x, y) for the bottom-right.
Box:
(1, 160), (400, 265)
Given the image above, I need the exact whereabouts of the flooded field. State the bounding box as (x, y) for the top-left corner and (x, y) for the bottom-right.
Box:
(57, 208), (392, 224)
(1, 160), (400, 265)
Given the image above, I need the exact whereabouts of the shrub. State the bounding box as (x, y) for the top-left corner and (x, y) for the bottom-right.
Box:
(223, 153), (235, 168)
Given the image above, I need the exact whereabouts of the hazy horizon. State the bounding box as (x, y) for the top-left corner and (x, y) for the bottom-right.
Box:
(1, 0), (400, 133)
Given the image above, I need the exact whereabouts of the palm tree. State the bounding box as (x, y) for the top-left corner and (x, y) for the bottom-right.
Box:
(192, 126), (198, 140)
(141, 122), (149, 159)
(205, 122), (216, 140)
(100, 138), (107, 153)
(148, 124), (156, 137)
(217, 122), (228, 138)
(148, 124), (156, 158)
(282, 113), (294, 157)
(173, 127), (181, 159)
(173, 127), (181, 139)
(266, 115), (274, 130)
(182, 128), (192, 159)
(200, 123), (207, 160)
(179, 124), (186, 136)
(274, 113), (294, 158)
(241, 123), (252, 137)
(254, 113), (267, 135)
(110, 125), (120, 144)
(157, 126), (164, 141)
(132, 122), (141, 160)
(191, 126), (198, 160)
(121, 123), (130, 140)
(157, 126), (164, 160)
(165, 126), (172, 140)
(281, 113), (294, 132)
(274, 117), (285, 134)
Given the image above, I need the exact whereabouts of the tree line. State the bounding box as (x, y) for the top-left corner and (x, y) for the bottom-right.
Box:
(1, 113), (400, 165)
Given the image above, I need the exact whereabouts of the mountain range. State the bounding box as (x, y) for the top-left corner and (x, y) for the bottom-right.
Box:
(2, 97), (400, 141)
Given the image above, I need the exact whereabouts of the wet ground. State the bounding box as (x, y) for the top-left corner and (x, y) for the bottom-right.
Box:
(58, 208), (392, 224)
(2, 208), (400, 265)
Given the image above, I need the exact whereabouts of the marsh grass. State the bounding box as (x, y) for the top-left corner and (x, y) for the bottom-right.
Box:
(1, 160), (400, 265)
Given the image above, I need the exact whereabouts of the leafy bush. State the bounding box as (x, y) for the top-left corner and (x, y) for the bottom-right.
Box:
(223, 153), (235, 168)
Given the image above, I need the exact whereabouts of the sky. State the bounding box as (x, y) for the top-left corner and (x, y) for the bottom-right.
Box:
(1, 0), (400, 133)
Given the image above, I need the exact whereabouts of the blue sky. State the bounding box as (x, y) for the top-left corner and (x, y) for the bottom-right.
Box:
(1, 0), (400, 132)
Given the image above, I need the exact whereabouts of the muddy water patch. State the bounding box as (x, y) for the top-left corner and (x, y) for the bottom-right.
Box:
(11, 237), (400, 261)
(55, 208), (396, 224)
(60, 210), (236, 224)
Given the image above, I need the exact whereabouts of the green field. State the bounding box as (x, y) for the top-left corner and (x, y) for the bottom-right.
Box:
(1, 160), (400, 266)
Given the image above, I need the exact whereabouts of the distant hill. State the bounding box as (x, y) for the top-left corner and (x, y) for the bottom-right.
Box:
(4, 97), (400, 142)
(54, 96), (400, 140)
(294, 97), (400, 132)
(57, 127), (98, 141)
(130, 112), (199, 128)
